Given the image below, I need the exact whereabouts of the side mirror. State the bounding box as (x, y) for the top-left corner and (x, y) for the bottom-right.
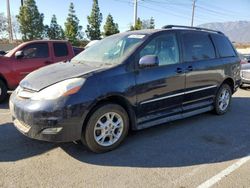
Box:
(139, 55), (159, 68)
(15, 51), (24, 59)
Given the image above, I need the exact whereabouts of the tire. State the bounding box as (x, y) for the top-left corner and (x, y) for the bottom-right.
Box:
(214, 84), (232, 115)
(0, 80), (7, 103)
(83, 103), (129, 153)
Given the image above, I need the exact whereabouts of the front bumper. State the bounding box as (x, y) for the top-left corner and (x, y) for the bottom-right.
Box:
(10, 92), (90, 142)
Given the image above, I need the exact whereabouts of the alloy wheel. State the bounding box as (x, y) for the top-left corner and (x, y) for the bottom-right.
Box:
(93, 112), (124, 147)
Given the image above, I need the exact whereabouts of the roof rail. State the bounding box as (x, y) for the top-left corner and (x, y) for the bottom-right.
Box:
(162, 25), (224, 35)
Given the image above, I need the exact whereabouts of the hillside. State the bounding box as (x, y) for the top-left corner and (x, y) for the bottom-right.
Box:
(199, 21), (250, 43)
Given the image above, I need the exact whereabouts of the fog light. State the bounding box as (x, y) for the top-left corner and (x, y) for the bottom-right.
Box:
(42, 127), (62, 135)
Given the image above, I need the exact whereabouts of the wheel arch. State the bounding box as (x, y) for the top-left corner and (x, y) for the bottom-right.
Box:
(82, 95), (137, 134)
(0, 74), (8, 89)
(220, 77), (235, 93)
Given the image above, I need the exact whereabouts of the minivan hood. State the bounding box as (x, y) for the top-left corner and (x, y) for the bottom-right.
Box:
(20, 62), (101, 91)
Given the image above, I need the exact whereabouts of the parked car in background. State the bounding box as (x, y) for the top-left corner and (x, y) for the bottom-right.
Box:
(73, 47), (84, 55)
(241, 63), (250, 86)
(243, 54), (250, 63)
(0, 40), (77, 102)
(238, 53), (248, 64)
(10, 25), (241, 153)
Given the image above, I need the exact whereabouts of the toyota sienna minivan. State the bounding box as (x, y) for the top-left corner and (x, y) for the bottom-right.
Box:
(10, 25), (241, 153)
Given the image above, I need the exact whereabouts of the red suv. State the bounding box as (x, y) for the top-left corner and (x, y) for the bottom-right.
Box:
(0, 40), (77, 102)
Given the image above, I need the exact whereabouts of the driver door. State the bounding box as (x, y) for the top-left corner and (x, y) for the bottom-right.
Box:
(135, 32), (186, 126)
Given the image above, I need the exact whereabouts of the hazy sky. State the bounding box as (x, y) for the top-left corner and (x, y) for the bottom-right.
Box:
(1, 0), (250, 32)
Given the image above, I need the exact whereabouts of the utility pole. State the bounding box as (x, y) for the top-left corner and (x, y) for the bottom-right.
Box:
(134, 0), (138, 27)
(21, 0), (24, 6)
(191, 0), (196, 27)
(6, 0), (13, 43)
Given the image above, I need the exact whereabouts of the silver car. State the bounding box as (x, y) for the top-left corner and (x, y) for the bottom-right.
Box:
(241, 63), (250, 85)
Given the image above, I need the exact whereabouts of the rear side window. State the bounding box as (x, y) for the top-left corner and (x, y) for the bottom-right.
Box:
(53, 43), (69, 57)
(182, 32), (216, 62)
(22, 43), (49, 59)
(211, 34), (236, 58)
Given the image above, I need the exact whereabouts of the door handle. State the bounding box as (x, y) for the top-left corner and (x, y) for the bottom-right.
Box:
(186, 66), (193, 72)
(176, 67), (183, 74)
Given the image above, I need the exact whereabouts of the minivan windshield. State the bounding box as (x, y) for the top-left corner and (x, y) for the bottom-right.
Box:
(71, 33), (146, 67)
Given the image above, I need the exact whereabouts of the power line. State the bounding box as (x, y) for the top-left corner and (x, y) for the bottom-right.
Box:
(113, 0), (249, 28)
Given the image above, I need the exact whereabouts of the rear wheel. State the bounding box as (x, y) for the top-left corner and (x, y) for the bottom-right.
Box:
(214, 84), (232, 115)
(0, 80), (7, 103)
(82, 104), (129, 153)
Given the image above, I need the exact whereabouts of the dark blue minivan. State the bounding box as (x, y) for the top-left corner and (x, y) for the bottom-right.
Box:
(10, 25), (241, 153)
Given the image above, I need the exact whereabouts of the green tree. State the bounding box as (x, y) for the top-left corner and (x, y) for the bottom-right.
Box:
(64, 2), (82, 45)
(103, 14), (119, 37)
(17, 0), (44, 41)
(142, 17), (155, 29)
(86, 0), (102, 40)
(0, 13), (7, 38)
(130, 18), (142, 30)
(149, 17), (155, 29)
(47, 15), (65, 40)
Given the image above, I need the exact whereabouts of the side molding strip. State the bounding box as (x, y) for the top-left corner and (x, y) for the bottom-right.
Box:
(141, 85), (217, 105)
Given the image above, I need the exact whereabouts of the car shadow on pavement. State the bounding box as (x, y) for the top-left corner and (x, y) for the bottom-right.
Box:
(0, 123), (59, 161)
(240, 85), (250, 91)
(0, 95), (10, 109)
(0, 97), (250, 168)
(62, 96), (250, 168)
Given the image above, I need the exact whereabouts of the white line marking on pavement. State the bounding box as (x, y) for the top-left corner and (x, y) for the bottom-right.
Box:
(171, 144), (248, 186)
(197, 154), (250, 188)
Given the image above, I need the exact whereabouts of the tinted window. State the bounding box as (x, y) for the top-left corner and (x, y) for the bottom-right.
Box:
(53, 43), (68, 57)
(22, 43), (49, 59)
(73, 47), (83, 55)
(212, 34), (236, 58)
(182, 32), (215, 62)
(140, 33), (180, 66)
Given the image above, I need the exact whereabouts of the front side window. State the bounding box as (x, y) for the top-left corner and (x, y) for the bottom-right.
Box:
(140, 33), (180, 66)
(182, 32), (216, 62)
(22, 43), (49, 59)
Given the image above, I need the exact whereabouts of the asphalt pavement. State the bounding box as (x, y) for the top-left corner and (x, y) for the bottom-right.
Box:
(0, 87), (249, 188)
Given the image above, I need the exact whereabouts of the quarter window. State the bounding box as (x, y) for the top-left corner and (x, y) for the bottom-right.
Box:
(140, 33), (180, 66)
(22, 43), (49, 59)
(53, 43), (69, 57)
(211, 34), (236, 58)
(182, 32), (216, 62)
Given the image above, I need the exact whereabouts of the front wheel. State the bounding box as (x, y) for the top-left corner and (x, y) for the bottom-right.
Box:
(214, 84), (232, 115)
(83, 104), (129, 153)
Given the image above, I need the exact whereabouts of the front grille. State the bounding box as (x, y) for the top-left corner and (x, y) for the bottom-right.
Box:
(242, 70), (250, 79)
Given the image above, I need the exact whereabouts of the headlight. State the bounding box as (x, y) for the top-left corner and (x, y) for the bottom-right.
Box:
(31, 78), (85, 100)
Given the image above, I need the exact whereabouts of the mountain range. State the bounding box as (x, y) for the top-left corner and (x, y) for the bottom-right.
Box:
(199, 21), (250, 43)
